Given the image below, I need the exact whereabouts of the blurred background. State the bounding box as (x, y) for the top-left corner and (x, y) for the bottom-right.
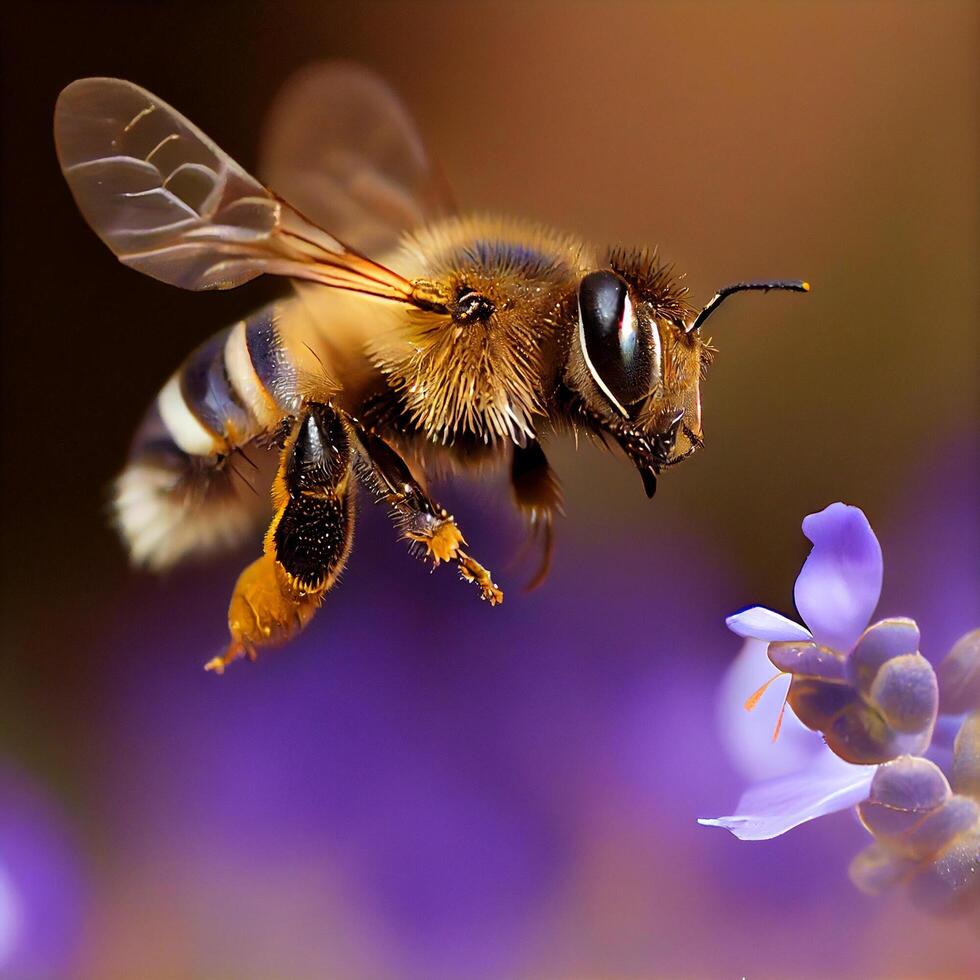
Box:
(1, 1), (977, 976)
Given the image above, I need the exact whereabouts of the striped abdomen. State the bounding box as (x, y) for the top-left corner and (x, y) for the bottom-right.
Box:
(115, 304), (303, 569)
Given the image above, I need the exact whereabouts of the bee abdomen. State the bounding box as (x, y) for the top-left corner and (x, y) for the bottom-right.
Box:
(114, 304), (301, 570)
(114, 405), (259, 569)
(157, 304), (299, 458)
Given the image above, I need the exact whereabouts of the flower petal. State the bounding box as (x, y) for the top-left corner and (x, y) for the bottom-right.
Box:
(794, 503), (883, 651)
(725, 607), (812, 642)
(699, 754), (875, 840)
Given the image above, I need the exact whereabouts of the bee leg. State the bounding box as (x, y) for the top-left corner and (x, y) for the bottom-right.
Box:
(205, 403), (355, 673)
(351, 424), (503, 605)
(510, 439), (564, 591)
(659, 424), (704, 469)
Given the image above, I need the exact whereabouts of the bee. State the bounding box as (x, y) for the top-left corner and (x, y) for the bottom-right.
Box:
(55, 63), (807, 672)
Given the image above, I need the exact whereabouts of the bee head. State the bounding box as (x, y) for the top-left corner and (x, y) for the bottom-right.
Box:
(566, 252), (704, 492)
(568, 251), (809, 496)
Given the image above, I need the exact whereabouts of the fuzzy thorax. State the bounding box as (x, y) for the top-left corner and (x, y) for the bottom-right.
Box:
(370, 215), (591, 446)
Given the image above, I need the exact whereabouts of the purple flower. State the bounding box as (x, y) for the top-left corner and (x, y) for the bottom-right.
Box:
(701, 500), (980, 917)
(702, 504), (894, 838)
(725, 502), (938, 766)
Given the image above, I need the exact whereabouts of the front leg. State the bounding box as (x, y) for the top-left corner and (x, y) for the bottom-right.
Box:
(351, 424), (503, 605)
(511, 439), (564, 590)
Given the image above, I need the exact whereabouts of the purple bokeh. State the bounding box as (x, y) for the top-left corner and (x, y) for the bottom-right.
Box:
(6, 437), (976, 975)
(76, 501), (882, 976)
(0, 762), (85, 977)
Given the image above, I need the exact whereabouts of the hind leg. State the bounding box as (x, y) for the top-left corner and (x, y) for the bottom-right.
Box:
(206, 403), (355, 673)
(351, 424), (503, 605)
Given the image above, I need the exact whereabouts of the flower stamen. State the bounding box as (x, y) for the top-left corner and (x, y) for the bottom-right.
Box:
(772, 689), (789, 743)
(743, 670), (787, 712)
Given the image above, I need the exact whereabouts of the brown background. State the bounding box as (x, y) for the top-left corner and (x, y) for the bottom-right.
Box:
(0, 2), (977, 971)
(3, 0), (978, 775)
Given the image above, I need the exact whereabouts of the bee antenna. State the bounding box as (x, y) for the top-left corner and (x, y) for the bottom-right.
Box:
(685, 279), (809, 334)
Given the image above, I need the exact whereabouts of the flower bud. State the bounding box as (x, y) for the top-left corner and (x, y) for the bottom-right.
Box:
(902, 795), (980, 861)
(906, 827), (980, 918)
(859, 797), (929, 843)
(937, 629), (980, 714)
(848, 618), (920, 695)
(867, 755), (950, 812)
(868, 653), (938, 736)
(953, 711), (980, 800)
(849, 841), (916, 895)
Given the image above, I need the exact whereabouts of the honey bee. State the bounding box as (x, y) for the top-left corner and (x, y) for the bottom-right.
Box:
(55, 63), (807, 672)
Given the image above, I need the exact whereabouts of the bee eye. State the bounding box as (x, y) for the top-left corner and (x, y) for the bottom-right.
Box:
(577, 270), (656, 412)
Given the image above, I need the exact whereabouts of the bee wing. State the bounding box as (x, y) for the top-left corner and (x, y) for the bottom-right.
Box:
(55, 77), (418, 302)
(259, 61), (454, 256)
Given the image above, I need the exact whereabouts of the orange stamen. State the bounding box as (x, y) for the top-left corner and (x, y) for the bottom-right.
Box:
(772, 689), (790, 743)
(744, 671), (787, 712)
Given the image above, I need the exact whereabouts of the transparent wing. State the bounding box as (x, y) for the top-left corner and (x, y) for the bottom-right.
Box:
(54, 77), (420, 302)
(259, 61), (454, 256)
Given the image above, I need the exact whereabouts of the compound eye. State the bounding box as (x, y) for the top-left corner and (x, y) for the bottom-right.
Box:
(577, 270), (654, 412)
